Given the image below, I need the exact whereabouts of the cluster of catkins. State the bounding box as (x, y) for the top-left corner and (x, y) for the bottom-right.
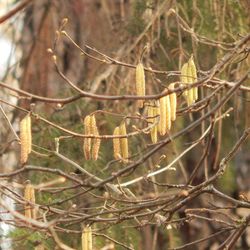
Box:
(135, 55), (198, 145)
(18, 56), (197, 164)
(81, 56), (198, 162)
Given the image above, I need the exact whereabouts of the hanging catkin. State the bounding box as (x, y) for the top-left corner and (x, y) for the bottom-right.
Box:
(24, 183), (36, 219)
(83, 115), (91, 160)
(169, 83), (177, 121)
(188, 56), (198, 101)
(113, 126), (121, 160)
(159, 95), (167, 136)
(83, 115), (101, 160)
(155, 100), (161, 132)
(90, 115), (101, 161)
(147, 102), (158, 143)
(81, 226), (92, 250)
(119, 121), (129, 162)
(181, 55), (198, 106)
(187, 64), (194, 106)
(135, 62), (146, 108)
(181, 63), (189, 97)
(20, 114), (32, 164)
(165, 95), (171, 131)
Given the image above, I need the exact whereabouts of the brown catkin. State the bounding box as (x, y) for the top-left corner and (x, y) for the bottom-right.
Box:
(24, 183), (36, 219)
(20, 114), (32, 164)
(81, 226), (92, 250)
(113, 126), (121, 160)
(169, 83), (177, 121)
(188, 56), (198, 101)
(159, 95), (167, 136)
(135, 62), (145, 108)
(90, 115), (101, 161)
(119, 121), (129, 162)
(83, 115), (91, 160)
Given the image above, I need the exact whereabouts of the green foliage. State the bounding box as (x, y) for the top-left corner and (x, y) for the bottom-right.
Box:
(127, 0), (147, 36)
(9, 228), (54, 250)
(218, 163), (237, 194)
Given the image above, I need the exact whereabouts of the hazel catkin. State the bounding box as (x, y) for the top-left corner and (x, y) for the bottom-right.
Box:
(20, 114), (32, 164)
(90, 115), (101, 161)
(147, 101), (158, 143)
(81, 226), (92, 250)
(135, 62), (146, 108)
(119, 121), (129, 162)
(188, 56), (198, 101)
(83, 115), (91, 160)
(169, 83), (177, 121)
(113, 126), (121, 160)
(24, 183), (36, 219)
(181, 55), (199, 106)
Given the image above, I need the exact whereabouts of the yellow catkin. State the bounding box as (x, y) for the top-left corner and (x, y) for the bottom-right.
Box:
(24, 184), (32, 219)
(169, 83), (177, 121)
(147, 102), (158, 143)
(159, 95), (167, 136)
(119, 121), (129, 162)
(90, 115), (101, 161)
(188, 56), (198, 101)
(113, 127), (121, 160)
(155, 100), (161, 132)
(165, 95), (171, 131)
(20, 114), (32, 164)
(81, 226), (92, 250)
(29, 185), (37, 219)
(135, 62), (146, 108)
(24, 183), (36, 219)
(187, 64), (194, 106)
(26, 115), (32, 153)
(181, 63), (189, 97)
(83, 115), (91, 160)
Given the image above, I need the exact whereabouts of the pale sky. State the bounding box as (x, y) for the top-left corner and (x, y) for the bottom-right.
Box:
(0, 0), (17, 78)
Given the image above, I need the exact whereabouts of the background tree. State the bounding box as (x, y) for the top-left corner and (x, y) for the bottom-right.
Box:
(0, 0), (250, 249)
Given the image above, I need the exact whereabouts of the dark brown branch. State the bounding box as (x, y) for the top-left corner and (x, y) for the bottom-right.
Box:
(0, 0), (33, 24)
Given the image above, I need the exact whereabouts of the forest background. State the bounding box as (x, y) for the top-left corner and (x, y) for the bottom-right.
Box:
(0, 0), (250, 249)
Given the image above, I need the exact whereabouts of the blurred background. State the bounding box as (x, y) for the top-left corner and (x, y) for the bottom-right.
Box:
(0, 0), (250, 249)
